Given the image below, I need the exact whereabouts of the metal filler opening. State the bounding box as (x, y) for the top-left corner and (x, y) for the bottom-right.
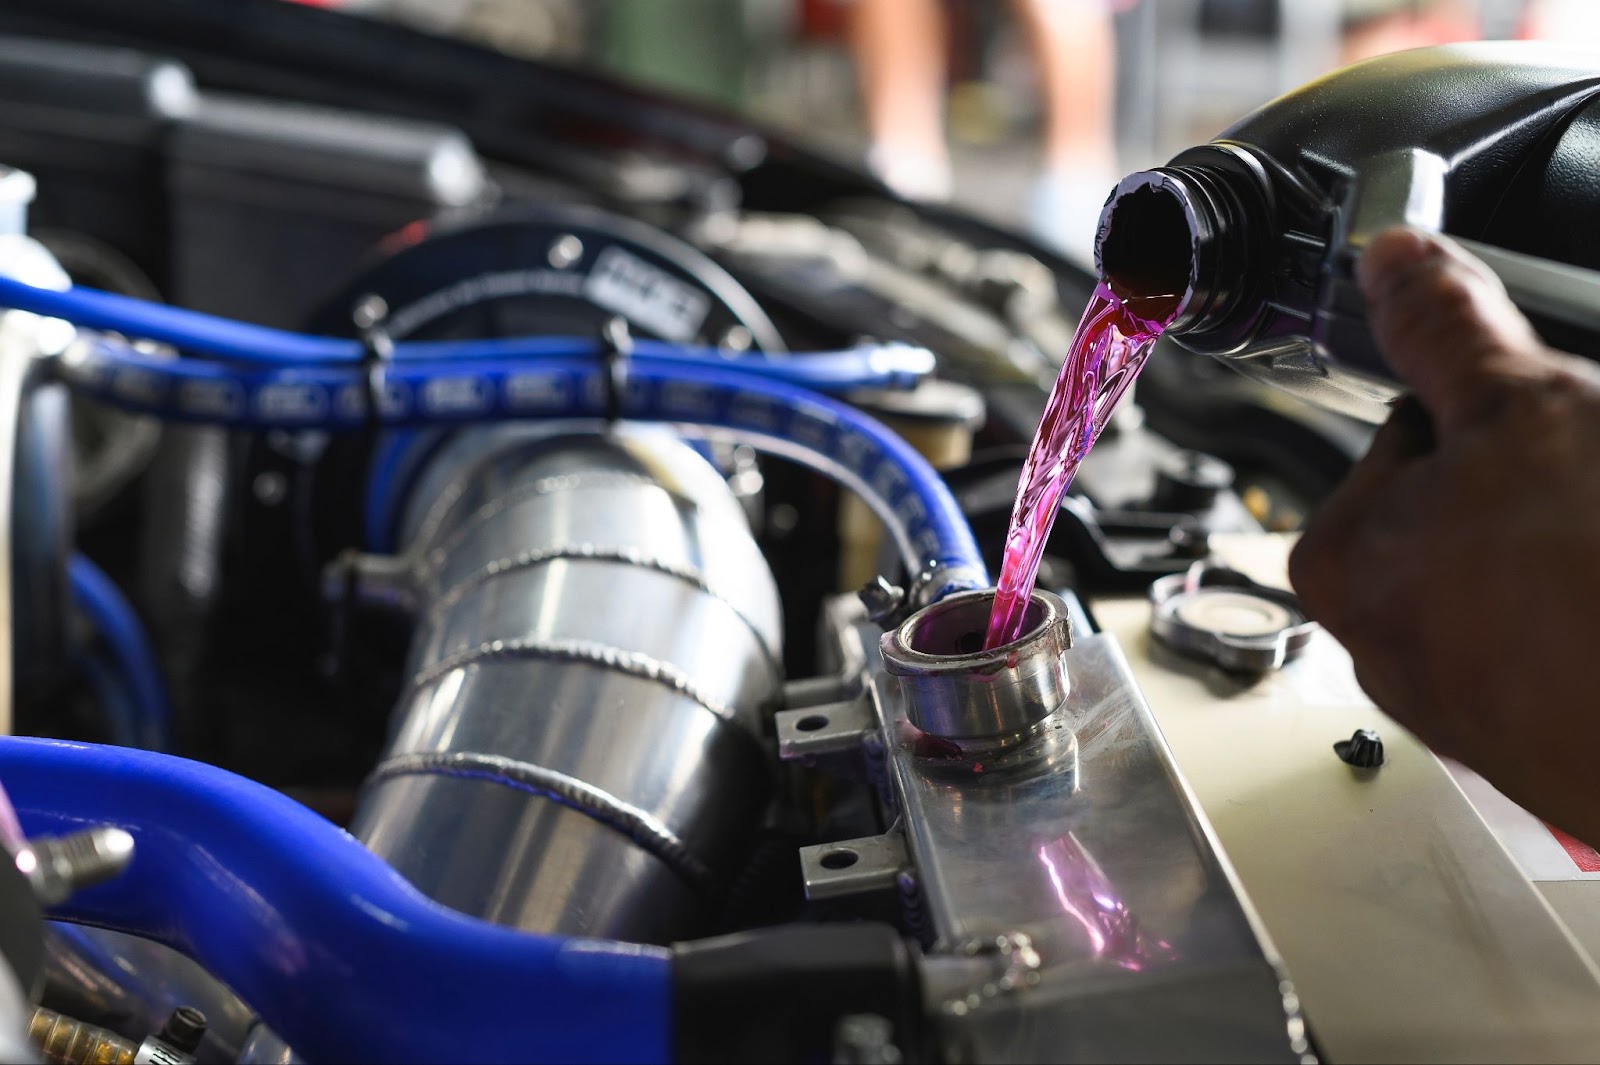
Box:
(879, 589), (1072, 741)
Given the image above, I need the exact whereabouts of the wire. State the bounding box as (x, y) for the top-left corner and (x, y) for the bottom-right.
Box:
(13, 263), (973, 586)
(0, 273), (356, 364)
(57, 338), (988, 590)
(1, 273), (971, 579)
(0, 271), (935, 386)
(54, 338), (932, 428)
(399, 337), (935, 391)
(67, 554), (172, 752)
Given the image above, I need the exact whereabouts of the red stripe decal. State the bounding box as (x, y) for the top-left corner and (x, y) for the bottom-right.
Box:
(1547, 823), (1600, 873)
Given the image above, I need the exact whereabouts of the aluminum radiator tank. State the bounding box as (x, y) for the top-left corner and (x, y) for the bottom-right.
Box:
(349, 426), (782, 944)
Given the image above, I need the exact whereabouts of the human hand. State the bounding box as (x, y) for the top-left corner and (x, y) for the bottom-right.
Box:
(1289, 227), (1600, 844)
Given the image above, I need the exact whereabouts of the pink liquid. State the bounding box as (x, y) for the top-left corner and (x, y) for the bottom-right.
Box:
(984, 281), (1179, 649)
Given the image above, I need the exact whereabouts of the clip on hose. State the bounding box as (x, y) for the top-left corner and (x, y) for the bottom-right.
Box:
(342, 296), (396, 691)
(355, 296), (394, 433)
(600, 316), (631, 426)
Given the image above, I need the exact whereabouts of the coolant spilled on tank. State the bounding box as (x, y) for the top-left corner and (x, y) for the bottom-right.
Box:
(984, 281), (1178, 648)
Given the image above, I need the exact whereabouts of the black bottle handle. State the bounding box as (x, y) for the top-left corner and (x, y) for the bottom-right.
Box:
(1453, 238), (1600, 337)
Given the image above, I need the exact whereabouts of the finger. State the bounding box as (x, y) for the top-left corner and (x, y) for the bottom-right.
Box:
(1306, 398), (1428, 542)
(1289, 405), (1425, 626)
(1358, 228), (1551, 434)
(1344, 394), (1435, 494)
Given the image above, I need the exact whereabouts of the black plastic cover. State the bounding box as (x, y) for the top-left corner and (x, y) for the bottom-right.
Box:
(1164, 44), (1600, 384)
(672, 923), (925, 1064)
(1482, 92), (1600, 355)
(169, 93), (489, 326)
(0, 36), (186, 296)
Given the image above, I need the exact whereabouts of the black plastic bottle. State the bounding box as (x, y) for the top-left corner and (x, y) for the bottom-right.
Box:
(1095, 43), (1600, 421)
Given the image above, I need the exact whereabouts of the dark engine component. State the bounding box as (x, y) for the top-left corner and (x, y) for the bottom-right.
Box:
(322, 202), (784, 356)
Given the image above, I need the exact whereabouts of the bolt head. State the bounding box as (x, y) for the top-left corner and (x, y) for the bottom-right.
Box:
(548, 234), (584, 270)
(351, 294), (388, 330)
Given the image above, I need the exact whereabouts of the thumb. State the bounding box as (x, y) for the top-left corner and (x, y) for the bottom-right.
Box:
(1358, 228), (1551, 434)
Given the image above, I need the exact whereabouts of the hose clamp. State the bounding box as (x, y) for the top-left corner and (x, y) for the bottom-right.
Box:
(909, 560), (989, 608)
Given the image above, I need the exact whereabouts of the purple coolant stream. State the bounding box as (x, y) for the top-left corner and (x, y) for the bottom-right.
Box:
(984, 281), (1179, 649)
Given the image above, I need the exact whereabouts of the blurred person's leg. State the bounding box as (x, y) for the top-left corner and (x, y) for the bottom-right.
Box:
(1339, 0), (1481, 66)
(849, 0), (954, 200)
(1017, 0), (1117, 175)
(1014, 0), (1120, 261)
(1522, 0), (1600, 42)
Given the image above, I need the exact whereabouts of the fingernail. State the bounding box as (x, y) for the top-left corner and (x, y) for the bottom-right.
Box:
(1358, 227), (1442, 300)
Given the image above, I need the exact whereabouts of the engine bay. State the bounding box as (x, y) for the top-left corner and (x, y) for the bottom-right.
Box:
(0, 3), (1593, 1063)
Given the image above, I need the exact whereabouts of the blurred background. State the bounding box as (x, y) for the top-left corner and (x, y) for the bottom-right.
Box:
(292, 0), (1600, 263)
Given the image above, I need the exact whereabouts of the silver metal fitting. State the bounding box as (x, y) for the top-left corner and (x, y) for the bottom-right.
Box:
(879, 589), (1071, 740)
(832, 1013), (902, 1065)
(0, 166), (35, 238)
(350, 293), (389, 331)
(321, 549), (417, 616)
(907, 561), (990, 610)
(135, 1035), (197, 1064)
(18, 826), (134, 906)
(857, 576), (906, 625)
(936, 932), (1044, 1018)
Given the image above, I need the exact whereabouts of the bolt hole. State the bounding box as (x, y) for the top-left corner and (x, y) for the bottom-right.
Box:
(820, 849), (859, 870)
(796, 714), (830, 732)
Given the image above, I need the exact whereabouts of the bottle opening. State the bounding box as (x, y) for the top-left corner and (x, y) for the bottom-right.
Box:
(905, 591), (1050, 657)
(1097, 179), (1195, 309)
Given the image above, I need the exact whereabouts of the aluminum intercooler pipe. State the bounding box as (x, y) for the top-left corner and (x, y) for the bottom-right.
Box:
(349, 425), (783, 944)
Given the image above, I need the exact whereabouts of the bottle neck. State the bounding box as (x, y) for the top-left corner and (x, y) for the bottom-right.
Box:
(1093, 163), (1261, 342)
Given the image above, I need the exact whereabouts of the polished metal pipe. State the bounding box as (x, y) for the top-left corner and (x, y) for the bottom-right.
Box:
(879, 589), (1071, 740)
(350, 425), (782, 944)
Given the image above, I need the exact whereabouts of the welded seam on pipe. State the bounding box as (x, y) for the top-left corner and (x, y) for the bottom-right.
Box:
(422, 545), (783, 671)
(407, 637), (742, 724)
(366, 751), (717, 891)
